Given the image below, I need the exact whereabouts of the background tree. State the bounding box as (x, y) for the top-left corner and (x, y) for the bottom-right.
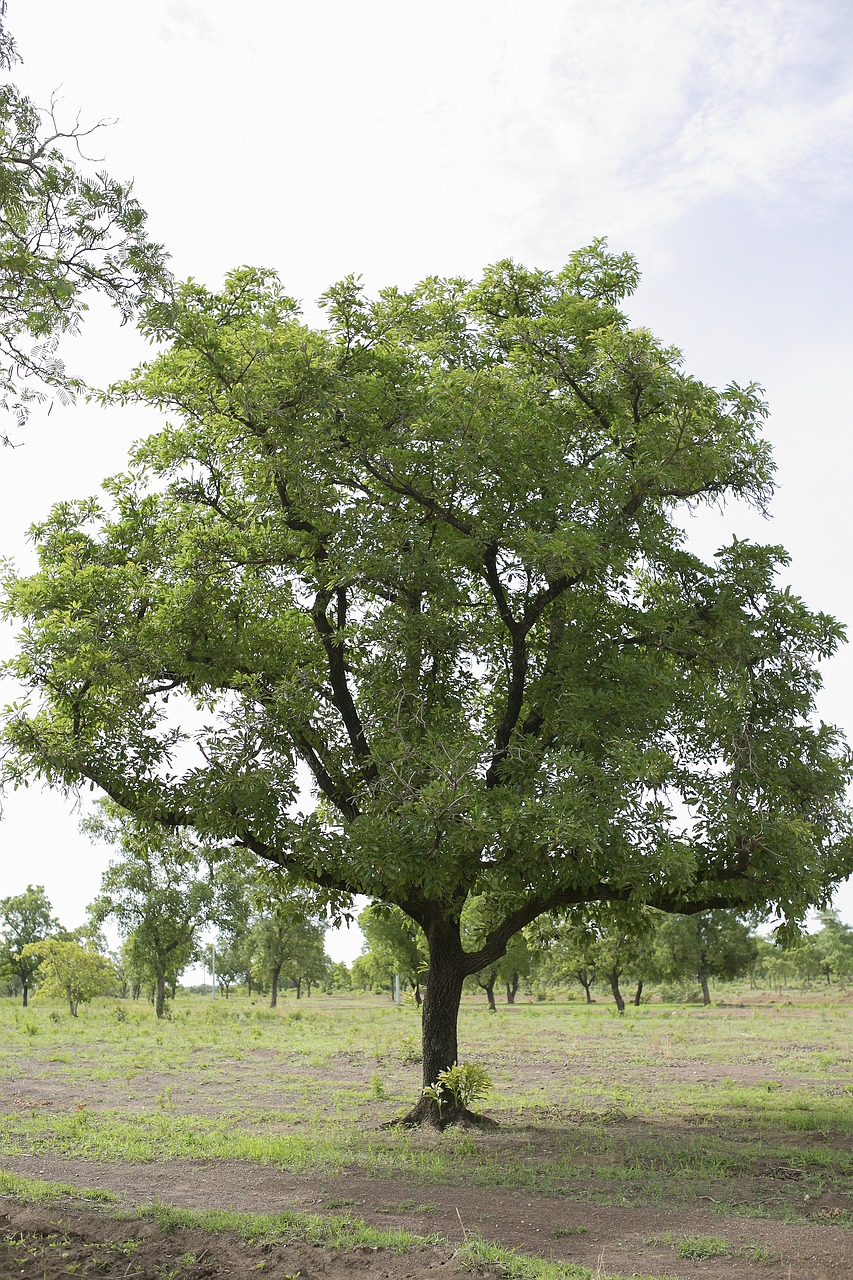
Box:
(21, 937), (115, 1015)
(652, 911), (758, 1005)
(85, 803), (218, 1017)
(530, 908), (655, 1010)
(248, 870), (328, 1007)
(0, 2), (166, 439)
(210, 853), (255, 996)
(359, 903), (429, 1004)
(812, 911), (853, 988)
(351, 949), (395, 996)
(463, 896), (533, 1010)
(4, 246), (853, 1125)
(0, 883), (59, 1005)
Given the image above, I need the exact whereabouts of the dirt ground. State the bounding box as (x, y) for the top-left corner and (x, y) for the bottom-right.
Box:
(3, 1148), (852, 1280)
(3, 996), (852, 1279)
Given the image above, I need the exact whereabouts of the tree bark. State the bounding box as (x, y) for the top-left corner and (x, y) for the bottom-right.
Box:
(608, 970), (625, 1014)
(577, 968), (594, 1002)
(22, 981), (28, 1008)
(389, 915), (470, 1128)
(698, 954), (711, 1006)
(270, 963), (281, 1007)
(633, 979), (643, 1006)
(155, 971), (166, 1019)
(478, 972), (497, 1012)
(506, 972), (519, 1004)
(294, 977), (302, 999)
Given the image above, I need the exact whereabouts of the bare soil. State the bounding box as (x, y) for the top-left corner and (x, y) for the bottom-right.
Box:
(3, 1147), (852, 1280)
(3, 996), (852, 1279)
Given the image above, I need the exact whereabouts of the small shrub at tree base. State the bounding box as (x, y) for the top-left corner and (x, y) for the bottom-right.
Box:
(422, 1061), (493, 1116)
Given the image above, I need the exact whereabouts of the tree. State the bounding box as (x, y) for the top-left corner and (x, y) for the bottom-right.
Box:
(0, 884), (59, 1005)
(0, 3), (165, 439)
(359, 903), (429, 1003)
(85, 803), (218, 1017)
(652, 911), (758, 1005)
(812, 911), (853, 988)
(531, 908), (655, 1011)
(21, 937), (115, 1015)
(4, 244), (853, 1126)
(248, 870), (327, 1007)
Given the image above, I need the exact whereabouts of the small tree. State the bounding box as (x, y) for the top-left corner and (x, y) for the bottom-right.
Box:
(812, 911), (853, 988)
(0, 884), (60, 1005)
(21, 938), (115, 1015)
(86, 803), (219, 1017)
(463, 897), (533, 1011)
(248, 870), (328, 1007)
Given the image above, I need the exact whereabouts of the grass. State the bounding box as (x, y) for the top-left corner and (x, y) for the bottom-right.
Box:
(1, 986), (852, 1268)
(1, 1172), (673, 1280)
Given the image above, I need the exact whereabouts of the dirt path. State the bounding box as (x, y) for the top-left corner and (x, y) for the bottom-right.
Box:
(3, 1152), (851, 1279)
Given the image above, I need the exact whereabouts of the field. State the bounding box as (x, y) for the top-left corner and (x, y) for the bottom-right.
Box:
(1, 988), (852, 1279)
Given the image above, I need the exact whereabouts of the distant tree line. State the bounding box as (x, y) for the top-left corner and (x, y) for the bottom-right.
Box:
(3, 816), (852, 1019)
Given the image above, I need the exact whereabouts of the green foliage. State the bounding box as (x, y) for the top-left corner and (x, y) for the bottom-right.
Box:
(247, 867), (328, 1003)
(652, 911), (759, 1002)
(3, 243), (853, 1092)
(0, 884), (60, 1003)
(359, 903), (428, 998)
(0, 41), (165, 436)
(85, 802), (220, 1016)
(422, 1060), (493, 1116)
(20, 937), (115, 1015)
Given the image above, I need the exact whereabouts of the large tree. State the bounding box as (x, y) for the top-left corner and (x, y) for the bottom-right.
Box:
(3, 244), (853, 1124)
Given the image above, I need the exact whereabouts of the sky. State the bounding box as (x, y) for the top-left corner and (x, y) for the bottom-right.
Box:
(1, 0), (852, 963)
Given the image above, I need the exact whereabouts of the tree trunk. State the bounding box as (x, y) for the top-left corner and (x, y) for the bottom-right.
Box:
(413, 978), (422, 1006)
(305, 979), (312, 997)
(698, 955), (711, 1006)
(390, 916), (466, 1128)
(294, 977), (302, 999)
(577, 968), (594, 1002)
(479, 973), (497, 1012)
(506, 972), (519, 1004)
(633, 979), (643, 1006)
(270, 963), (281, 1007)
(608, 970), (625, 1014)
(22, 981), (28, 1008)
(155, 971), (166, 1019)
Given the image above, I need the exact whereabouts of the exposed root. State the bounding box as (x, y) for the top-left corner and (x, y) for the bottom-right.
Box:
(381, 1100), (499, 1131)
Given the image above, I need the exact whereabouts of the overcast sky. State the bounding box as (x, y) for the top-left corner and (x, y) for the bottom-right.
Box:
(1, 0), (852, 961)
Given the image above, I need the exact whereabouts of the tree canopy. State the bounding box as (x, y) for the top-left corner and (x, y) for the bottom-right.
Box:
(3, 242), (852, 1123)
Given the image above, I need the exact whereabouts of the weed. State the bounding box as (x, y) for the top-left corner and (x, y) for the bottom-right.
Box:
(674, 1235), (731, 1260)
